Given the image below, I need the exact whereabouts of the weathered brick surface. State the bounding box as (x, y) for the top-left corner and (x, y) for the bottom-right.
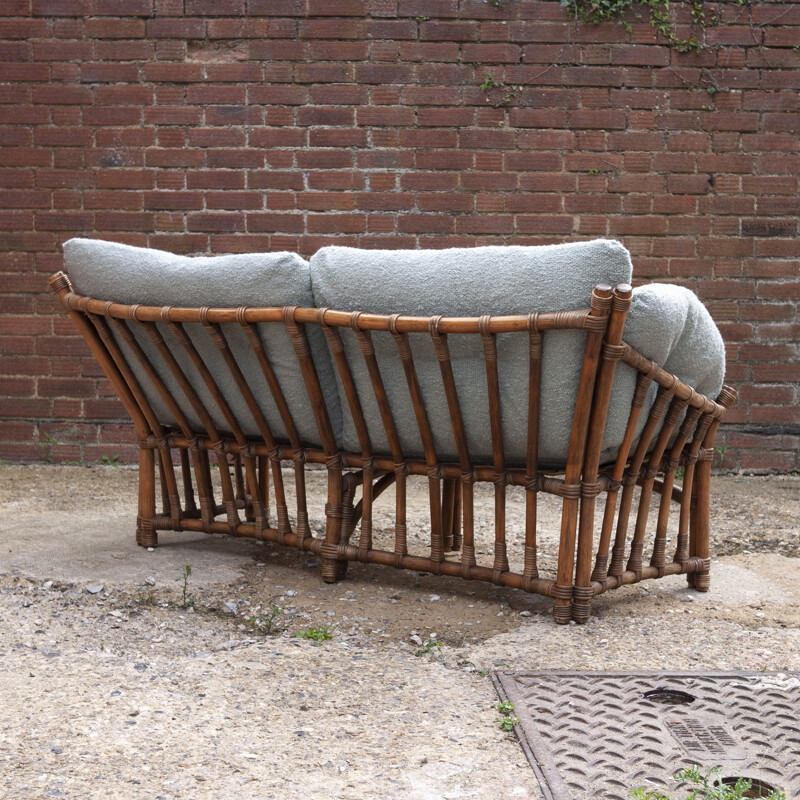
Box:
(0, 1), (798, 470)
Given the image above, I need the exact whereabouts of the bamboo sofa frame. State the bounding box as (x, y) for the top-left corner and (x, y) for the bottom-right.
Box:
(50, 271), (735, 624)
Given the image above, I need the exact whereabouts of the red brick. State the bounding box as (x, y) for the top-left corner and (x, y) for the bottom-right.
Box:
(248, 171), (304, 190)
(307, 213), (365, 233)
(86, 18), (146, 39)
(420, 21), (478, 41)
(398, 214), (454, 234)
(308, 128), (367, 148)
(185, 0), (243, 14)
(145, 18), (206, 39)
(357, 106), (414, 127)
(32, 0), (88, 15)
(296, 150), (354, 169)
(568, 109), (627, 129)
(33, 85), (91, 105)
(94, 212), (153, 231)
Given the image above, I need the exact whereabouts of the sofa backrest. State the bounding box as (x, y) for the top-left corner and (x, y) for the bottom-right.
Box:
(310, 240), (636, 465)
(63, 238), (342, 449)
(62, 238), (725, 470)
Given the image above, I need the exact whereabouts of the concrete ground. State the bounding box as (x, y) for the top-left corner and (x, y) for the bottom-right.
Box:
(1, 465), (798, 800)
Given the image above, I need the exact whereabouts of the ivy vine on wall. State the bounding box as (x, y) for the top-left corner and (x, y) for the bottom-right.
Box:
(560, 0), (752, 53)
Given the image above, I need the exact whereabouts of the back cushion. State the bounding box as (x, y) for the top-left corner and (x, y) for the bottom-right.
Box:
(63, 238), (342, 449)
(310, 240), (634, 465)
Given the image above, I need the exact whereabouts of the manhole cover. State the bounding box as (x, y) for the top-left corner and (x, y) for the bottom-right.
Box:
(494, 671), (800, 800)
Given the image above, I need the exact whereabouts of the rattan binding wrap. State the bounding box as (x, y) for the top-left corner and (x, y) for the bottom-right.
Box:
(50, 271), (736, 624)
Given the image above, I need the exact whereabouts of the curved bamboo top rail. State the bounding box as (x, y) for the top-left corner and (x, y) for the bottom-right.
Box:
(49, 270), (730, 422)
(51, 271), (598, 334)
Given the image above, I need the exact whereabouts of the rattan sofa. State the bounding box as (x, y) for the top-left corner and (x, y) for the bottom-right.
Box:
(51, 238), (735, 624)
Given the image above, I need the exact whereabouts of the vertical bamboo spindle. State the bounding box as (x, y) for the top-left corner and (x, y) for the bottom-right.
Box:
(523, 314), (542, 587)
(591, 366), (656, 584)
(238, 317), (299, 539)
(572, 284), (631, 623)
(674, 411), (714, 566)
(389, 318), (446, 563)
(479, 316), (509, 581)
(650, 403), (703, 574)
(352, 316), (408, 571)
(282, 307), (342, 581)
(689, 385), (737, 590)
(429, 318), (475, 581)
(321, 311), (375, 560)
(553, 286), (613, 624)
(607, 385), (671, 578)
(626, 391), (688, 576)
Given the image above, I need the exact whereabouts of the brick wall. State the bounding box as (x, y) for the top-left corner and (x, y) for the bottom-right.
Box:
(1, 0), (798, 471)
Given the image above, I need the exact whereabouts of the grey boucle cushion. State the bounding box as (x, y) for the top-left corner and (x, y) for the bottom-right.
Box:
(63, 238), (342, 448)
(310, 240), (636, 465)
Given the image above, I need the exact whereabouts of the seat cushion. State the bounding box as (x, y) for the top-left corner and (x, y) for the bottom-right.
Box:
(310, 240), (635, 465)
(63, 238), (342, 449)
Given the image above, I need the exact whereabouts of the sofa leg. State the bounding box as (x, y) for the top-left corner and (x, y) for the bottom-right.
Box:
(321, 557), (348, 583)
(321, 462), (348, 583)
(137, 447), (157, 548)
(693, 565), (710, 592)
(553, 600), (572, 624)
(571, 586), (593, 623)
(137, 518), (158, 548)
(688, 445), (712, 592)
(552, 584), (573, 624)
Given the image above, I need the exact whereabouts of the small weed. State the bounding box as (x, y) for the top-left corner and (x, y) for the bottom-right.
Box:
(414, 636), (442, 657)
(414, 15), (430, 21)
(495, 700), (519, 732)
(631, 789), (669, 800)
(714, 444), (730, 467)
(494, 85), (520, 108)
(794, 44), (800, 52)
(100, 454), (120, 466)
(39, 432), (58, 463)
(176, 563), (193, 608)
(488, 0), (507, 8)
(0, 458), (8, 466)
(632, 765), (786, 800)
(588, 168), (602, 175)
(479, 668), (490, 677)
(479, 74), (520, 107)
(136, 590), (158, 607)
(479, 73), (501, 93)
(296, 625), (333, 642)
(675, 465), (685, 480)
(243, 605), (284, 636)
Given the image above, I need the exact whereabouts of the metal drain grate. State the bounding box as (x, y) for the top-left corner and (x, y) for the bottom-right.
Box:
(494, 671), (800, 800)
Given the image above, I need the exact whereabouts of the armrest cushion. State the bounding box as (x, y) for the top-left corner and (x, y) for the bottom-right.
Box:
(601, 283), (726, 463)
(63, 238), (342, 447)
